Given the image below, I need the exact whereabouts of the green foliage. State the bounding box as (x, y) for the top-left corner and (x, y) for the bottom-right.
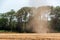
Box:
(0, 9), (18, 32)
(0, 18), (8, 27)
(17, 7), (32, 32)
(51, 6), (60, 32)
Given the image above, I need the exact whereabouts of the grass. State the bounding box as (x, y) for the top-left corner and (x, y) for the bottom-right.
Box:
(0, 30), (17, 33)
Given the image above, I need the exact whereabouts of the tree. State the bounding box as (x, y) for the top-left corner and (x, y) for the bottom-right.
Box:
(16, 7), (32, 32)
(0, 17), (8, 30)
(6, 9), (16, 31)
(0, 9), (17, 32)
(50, 6), (60, 32)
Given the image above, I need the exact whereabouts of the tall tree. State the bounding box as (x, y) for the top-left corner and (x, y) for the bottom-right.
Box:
(1, 9), (16, 31)
(17, 7), (31, 32)
(51, 6), (60, 32)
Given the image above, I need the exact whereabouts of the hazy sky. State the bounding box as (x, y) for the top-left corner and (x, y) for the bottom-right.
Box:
(0, 0), (60, 13)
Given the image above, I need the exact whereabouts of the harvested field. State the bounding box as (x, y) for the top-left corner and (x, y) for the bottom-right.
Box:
(0, 33), (60, 40)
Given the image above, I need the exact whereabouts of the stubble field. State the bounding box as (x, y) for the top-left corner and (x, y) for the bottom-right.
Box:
(0, 33), (60, 40)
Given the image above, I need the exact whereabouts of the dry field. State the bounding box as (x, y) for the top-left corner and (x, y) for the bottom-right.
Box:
(0, 33), (60, 40)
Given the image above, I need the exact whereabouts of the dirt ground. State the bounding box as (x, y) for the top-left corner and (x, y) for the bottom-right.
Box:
(0, 33), (60, 40)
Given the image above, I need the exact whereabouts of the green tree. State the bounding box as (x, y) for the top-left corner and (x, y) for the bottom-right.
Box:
(17, 7), (31, 32)
(0, 9), (17, 32)
(51, 6), (60, 32)
(0, 18), (8, 30)
(6, 9), (16, 31)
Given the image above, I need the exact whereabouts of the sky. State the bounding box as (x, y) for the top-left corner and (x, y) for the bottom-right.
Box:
(0, 0), (60, 13)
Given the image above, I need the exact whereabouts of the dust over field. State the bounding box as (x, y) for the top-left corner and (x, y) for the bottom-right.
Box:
(0, 33), (60, 40)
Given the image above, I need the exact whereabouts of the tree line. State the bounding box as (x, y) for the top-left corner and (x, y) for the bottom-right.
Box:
(0, 7), (32, 33)
(0, 6), (60, 33)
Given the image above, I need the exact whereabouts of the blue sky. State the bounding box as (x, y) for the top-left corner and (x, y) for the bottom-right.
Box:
(0, 0), (60, 13)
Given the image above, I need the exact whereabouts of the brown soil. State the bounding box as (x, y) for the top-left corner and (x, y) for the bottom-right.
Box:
(0, 33), (60, 40)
